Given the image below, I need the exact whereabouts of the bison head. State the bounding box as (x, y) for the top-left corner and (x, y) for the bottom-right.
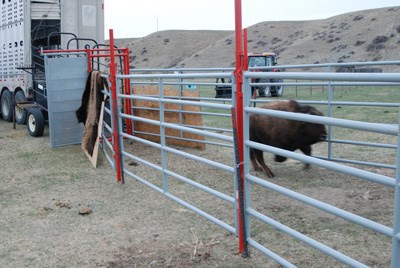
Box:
(297, 104), (327, 144)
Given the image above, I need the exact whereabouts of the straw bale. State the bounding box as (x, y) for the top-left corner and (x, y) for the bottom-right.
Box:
(132, 85), (205, 149)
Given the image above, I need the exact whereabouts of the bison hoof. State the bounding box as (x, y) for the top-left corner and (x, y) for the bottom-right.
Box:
(255, 166), (263, 171)
(264, 170), (275, 178)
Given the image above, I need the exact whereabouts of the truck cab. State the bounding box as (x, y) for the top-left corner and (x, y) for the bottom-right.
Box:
(248, 52), (277, 69)
(248, 52), (283, 97)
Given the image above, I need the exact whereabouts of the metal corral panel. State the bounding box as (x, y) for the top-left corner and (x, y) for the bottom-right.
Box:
(45, 56), (87, 148)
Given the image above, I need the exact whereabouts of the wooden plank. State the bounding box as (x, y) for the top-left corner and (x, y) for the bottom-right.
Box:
(83, 101), (104, 168)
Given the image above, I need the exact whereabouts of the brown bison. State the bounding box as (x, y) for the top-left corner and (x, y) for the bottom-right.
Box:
(249, 100), (327, 177)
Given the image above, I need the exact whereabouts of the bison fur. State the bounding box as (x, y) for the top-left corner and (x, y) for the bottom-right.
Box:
(249, 100), (327, 178)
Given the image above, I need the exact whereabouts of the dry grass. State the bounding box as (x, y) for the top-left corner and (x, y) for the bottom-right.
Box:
(0, 121), (274, 267)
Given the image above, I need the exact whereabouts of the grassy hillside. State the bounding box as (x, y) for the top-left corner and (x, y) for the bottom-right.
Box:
(113, 6), (400, 71)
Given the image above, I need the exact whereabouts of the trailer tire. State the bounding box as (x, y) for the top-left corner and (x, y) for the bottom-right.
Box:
(1, 90), (13, 122)
(276, 79), (284, 96)
(14, 90), (27, 125)
(27, 108), (44, 137)
(258, 78), (271, 97)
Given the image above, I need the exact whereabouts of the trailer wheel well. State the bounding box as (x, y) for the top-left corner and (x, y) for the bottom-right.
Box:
(13, 87), (26, 97)
(1, 87), (9, 97)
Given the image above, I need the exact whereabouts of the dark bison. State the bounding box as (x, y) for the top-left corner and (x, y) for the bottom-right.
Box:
(249, 100), (327, 177)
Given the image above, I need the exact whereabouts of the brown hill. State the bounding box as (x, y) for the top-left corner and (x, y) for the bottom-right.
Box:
(116, 6), (400, 71)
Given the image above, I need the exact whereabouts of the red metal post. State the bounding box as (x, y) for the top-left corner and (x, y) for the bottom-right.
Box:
(234, 0), (248, 256)
(108, 29), (123, 183)
(86, 47), (92, 72)
(123, 47), (133, 135)
(243, 29), (249, 71)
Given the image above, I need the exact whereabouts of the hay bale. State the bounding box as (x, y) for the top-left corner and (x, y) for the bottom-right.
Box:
(132, 85), (205, 149)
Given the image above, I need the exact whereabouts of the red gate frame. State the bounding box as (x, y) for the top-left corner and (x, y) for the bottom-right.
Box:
(105, 0), (249, 254)
(42, 33), (131, 183)
(234, 0), (248, 256)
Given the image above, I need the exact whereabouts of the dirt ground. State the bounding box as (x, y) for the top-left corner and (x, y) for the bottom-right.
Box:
(0, 118), (397, 267)
(0, 121), (272, 267)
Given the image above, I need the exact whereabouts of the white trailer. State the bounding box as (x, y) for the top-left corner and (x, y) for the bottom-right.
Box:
(0, 0), (104, 126)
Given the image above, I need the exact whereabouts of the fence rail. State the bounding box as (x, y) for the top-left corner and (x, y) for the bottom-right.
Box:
(242, 68), (400, 267)
(102, 61), (400, 267)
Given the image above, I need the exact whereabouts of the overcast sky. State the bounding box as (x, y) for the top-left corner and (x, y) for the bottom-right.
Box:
(104, 0), (399, 39)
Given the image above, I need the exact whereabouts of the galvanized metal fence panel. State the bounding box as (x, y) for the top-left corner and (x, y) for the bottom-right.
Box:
(114, 71), (240, 236)
(242, 69), (400, 267)
(45, 56), (88, 147)
(103, 62), (400, 267)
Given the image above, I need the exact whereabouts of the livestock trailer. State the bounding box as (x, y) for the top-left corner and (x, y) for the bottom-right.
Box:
(0, 0), (104, 136)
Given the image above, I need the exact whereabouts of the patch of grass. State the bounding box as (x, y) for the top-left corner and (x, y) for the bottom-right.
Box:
(27, 207), (53, 217)
(196, 83), (399, 131)
(16, 151), (38, 159)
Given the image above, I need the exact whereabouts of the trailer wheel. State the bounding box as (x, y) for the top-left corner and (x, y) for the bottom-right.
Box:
(1, 90), (13, 122)
(14, 90), (27, 124)
(258, 78), (271, 97)
(276, 79), (284, 96)
(27, 108), (45, 137)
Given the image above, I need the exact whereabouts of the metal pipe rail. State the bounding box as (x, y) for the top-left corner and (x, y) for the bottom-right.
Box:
(247, 239), (296, 268)
(249, 81), (400, 87)
(246, 140), (395, 187)
(120, 113), (233, 143)
(129, 130), (232, 148)
(108, 60), (400, 265)
(131, 94), (234, 103)
(131, 81), (233, 87)
(247, 208), (369, 268)
(131, 67), (235, 73)
(124, 169), (236, 234)
(122, 145), (235, 204)
(249, 60), (400, 70)
(330, 138), (397, 149)
(182, 125), (233, 134)
(118, 72), (232, 80)
(100, 137), (114, 168)
(40, 51), (87, 57)
(245, 71), (400, 82)
(246, 173), (393, 236)
(251, 99), (400, 108)
(302, 100), (399, 108)
(245, 107), (398, 136)
(319, 156), (396, 169)
(121, 94), (233, 111)
(131, 106), (232, 118)
(121, 132), (234, 174)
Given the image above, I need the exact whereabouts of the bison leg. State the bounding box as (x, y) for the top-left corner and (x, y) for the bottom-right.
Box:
(253, 149), (275, 178)
(300, 146), (312, 169)
(250, 148), (262, 171)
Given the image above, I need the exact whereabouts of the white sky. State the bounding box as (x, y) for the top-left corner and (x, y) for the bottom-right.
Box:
(104, 0), (399, 39)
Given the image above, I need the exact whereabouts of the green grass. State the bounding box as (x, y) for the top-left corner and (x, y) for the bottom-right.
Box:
(197, 86), (234, 131)
(197, 83), (399, 125)
(282, 85), (399, 123)
(280, 83), (400, 102)
(193, 83), (399, 172)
